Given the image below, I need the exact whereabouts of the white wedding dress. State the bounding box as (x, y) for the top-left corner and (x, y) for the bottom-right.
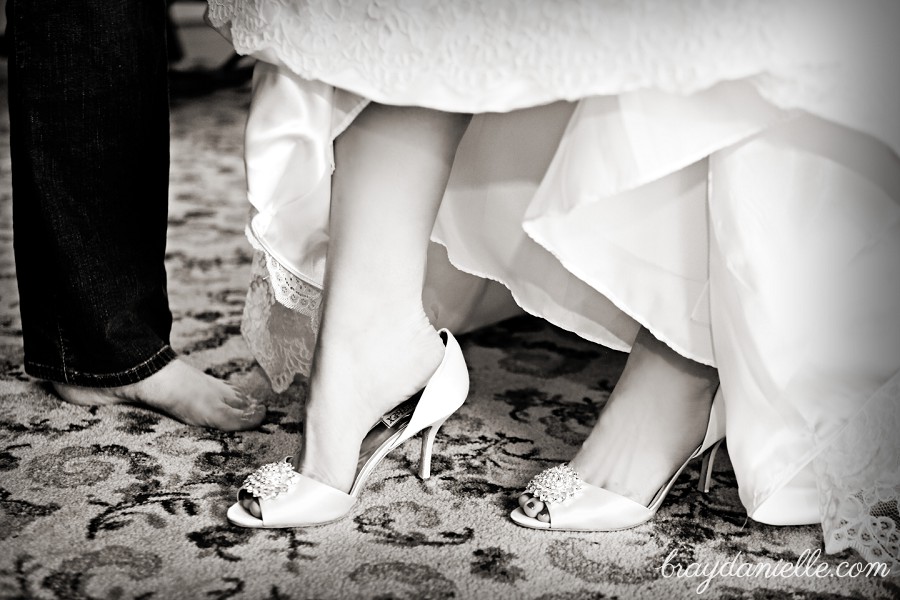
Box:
(208, 0), (900, 568)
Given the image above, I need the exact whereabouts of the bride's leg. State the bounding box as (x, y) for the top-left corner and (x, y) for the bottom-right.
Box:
(520, 327), (718, 521)
(242, 103), (470, 516)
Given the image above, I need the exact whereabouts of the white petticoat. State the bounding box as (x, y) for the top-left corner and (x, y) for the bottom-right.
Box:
(210, 0), (900, 569)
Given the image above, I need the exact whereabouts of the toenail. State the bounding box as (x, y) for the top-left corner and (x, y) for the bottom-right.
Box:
(242, 408), (264, 421)
(526, 501), (535, 510)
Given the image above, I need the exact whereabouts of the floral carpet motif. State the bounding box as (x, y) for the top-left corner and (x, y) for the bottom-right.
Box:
(0, 68), (895, 599)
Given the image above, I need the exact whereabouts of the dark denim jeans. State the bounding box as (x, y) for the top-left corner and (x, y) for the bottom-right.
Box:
(7, 0), (177, 386)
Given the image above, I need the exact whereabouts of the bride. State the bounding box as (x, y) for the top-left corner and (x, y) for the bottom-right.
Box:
(209, 0), (899, 567)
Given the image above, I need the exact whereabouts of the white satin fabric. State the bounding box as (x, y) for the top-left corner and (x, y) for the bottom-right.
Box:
(216, 0), (900, 568)
(707, 118), (900, 553)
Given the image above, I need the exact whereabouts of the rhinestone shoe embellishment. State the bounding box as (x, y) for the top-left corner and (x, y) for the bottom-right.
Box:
(242, 461), (300, 500)
(525, 464), (585, 504)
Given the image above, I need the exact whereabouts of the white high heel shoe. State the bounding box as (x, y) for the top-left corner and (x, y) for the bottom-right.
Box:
(510, 393), (726, 531)
(227, 329), (469, 529)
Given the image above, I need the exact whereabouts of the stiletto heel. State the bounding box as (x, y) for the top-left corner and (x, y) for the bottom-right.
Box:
(511, 392), (726, 532)
(418, 418), (447, 480)
(227, 329), (469, 529)
(697, 438), (724, 493)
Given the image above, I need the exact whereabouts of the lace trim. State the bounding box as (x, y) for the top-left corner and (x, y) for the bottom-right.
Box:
(816, 372), (900, 571)
(241, 237), (322, 391)
(244, 227), (322, 330)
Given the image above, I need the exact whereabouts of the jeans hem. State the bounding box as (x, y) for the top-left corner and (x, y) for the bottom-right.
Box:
(25, 345), (178, 387)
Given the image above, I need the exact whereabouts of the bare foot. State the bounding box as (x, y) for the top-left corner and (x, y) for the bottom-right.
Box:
(53, 358), (266, 431)
(519, 328), (718, 523)
(238, 313), (445, 519)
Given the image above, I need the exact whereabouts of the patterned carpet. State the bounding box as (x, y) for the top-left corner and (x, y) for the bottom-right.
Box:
(0, 66), (895, 599)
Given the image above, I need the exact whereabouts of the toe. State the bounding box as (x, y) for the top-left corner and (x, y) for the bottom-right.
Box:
(238, 489), (263, 518)
(518, 493), (533, 509)
(537, 507), (551, 523)
(237, 403), (267, 428)
(213, 402), (266, 432)
(522, 498), (545, 518)
(222, 387), (262, 411)
(215, 387), (266, 431)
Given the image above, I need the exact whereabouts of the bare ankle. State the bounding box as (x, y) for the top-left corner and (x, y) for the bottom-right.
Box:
(295, 323), (447, 491)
